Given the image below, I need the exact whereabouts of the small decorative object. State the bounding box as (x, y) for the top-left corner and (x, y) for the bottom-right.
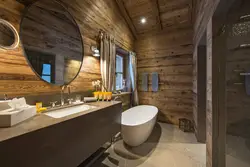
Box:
(92, 80), (101, 91)
(122, 79), (126, 90)
(75, 95), (82, 103)
(107, 92), (112, 101)
(103, 92), (108, 101)
(179, 118), (194, 132)
(99, 92), (104, 101)
(36, 102), (43, 112)
(91, 45), (100, 57)
(93, 92), (99, 100)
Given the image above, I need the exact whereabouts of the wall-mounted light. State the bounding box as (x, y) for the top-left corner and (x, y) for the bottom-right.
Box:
(141, 17), (147, 24)
(91, 46), (100, 57)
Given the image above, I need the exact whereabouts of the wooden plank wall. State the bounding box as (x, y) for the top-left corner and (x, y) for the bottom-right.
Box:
(193, 0), (223, 167)
(136, 28), (193, 124)
(0, 0), (134, 97)
(193, 0), (220, 45)
(192, 0), (220, 139)
(206, 18), (227, 167)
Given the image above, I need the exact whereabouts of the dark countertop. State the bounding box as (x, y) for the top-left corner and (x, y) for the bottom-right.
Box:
(0, 101), (121, 142)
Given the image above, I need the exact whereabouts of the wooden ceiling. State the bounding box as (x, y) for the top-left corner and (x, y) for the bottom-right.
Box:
(116, 0), (193, 37)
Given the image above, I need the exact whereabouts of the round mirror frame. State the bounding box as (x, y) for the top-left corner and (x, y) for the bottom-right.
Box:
(0, 19), (20, 50)
(19, 0), (84, 86)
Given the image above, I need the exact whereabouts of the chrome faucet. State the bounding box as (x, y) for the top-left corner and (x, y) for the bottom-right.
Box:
(61, 85), (72, 106)
(4, 94), (8, 101)
(0, 94), (8, 101)
(61, 85), (66, 106)
(114, 95), (122, 101)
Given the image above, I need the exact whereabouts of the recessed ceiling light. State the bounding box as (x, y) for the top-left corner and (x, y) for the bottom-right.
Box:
(141, 17), (146, 24)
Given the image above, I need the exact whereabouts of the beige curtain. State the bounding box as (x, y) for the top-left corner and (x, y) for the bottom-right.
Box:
(129, 51), (139, 106)
(100, 33), (116, 91)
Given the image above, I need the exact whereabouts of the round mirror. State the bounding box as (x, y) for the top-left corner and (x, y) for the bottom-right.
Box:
(0, 19), (19, 50)
(20, 0), (83, 86)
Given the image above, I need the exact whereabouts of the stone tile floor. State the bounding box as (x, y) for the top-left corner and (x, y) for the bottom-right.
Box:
(226, 135), (250, 167)
(91, 122), (206, 167)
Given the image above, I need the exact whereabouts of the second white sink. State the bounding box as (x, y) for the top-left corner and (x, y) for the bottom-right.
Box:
(44, 104), (96, 118)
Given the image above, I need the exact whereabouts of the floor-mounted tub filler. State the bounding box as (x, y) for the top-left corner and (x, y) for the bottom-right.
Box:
(121, 105), (158, 147)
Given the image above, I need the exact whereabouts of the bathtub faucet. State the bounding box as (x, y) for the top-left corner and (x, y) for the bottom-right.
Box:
(113, 95), (122, 101)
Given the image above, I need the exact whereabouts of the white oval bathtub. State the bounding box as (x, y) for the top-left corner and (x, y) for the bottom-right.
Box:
(121, 105), (158, 147)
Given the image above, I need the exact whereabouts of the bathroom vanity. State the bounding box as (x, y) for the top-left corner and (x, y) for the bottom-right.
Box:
(0, 101), (122, 167)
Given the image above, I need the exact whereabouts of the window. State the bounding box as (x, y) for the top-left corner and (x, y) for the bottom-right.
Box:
(42, 64), (51, 83)
(116, 55), (123, 90)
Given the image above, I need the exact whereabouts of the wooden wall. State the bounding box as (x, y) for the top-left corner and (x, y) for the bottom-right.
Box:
(192, 0), (220, 139)
(192, 0), (222, 167)
(136, 28), (193, 124)
(0, 0), (134, 97)
(193, 0), (220, 45)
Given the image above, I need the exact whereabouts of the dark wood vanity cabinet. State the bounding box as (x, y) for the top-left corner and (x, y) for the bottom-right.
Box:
(0, 103), (122, 167)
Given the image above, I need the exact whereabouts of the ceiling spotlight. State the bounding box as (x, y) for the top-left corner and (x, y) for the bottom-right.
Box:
(141, 17), (146, 24)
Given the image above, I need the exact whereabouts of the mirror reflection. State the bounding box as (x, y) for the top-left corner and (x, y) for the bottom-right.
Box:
(0, 19), (18, 49)
(20, 0), (83, 85)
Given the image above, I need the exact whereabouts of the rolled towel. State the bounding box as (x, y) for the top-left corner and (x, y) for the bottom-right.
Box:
(83, 97), (97, 102)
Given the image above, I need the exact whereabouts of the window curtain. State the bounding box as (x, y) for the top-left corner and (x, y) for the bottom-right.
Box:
(100, 32), (116, 91)
(129, 51), (139, 106)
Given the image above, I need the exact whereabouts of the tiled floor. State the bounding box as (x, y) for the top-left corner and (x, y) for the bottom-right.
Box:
(91, 122), (206, 167)
(226, 135), (250, 167)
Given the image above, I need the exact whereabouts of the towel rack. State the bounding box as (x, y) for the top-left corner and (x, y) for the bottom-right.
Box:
(240, 73), (250, 76)
(230, 44), (250, 50)
(233, 69), (245, 72)
(234, 82), (244, 85)
(240, 14), (250, 20)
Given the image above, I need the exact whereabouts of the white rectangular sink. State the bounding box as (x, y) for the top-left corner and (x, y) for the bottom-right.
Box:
(44, 104), (96, 118)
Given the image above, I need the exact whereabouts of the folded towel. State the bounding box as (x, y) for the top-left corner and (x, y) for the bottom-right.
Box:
(152, 72), (159, 92)
(141, 73), (148, 91)
(84, 97), (97, 102)
(8, 97), (28, 110)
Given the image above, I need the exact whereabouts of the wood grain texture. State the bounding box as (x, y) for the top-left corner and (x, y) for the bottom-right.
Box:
(0, 0), (134, 97)
(193, 0), (220, 46)
(136, 28), (193, 124)
(115, 0), (137, 39)
(206, 17), (227, 167)
(192, 0), (221, 148)
(192, 1), (220, 166)
(150, 0), (162, 30)
(121, 0), (192, 34)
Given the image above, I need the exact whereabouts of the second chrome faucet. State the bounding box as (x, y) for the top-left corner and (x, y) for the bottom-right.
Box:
(60, 85), (71, 106)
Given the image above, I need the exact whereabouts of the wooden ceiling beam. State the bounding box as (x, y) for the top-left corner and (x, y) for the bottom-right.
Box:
(115, 0), (138, 39)
(150, 0), (163, 30)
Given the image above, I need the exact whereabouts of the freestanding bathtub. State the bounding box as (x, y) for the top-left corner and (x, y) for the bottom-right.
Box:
(121, 105), (158, 147)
